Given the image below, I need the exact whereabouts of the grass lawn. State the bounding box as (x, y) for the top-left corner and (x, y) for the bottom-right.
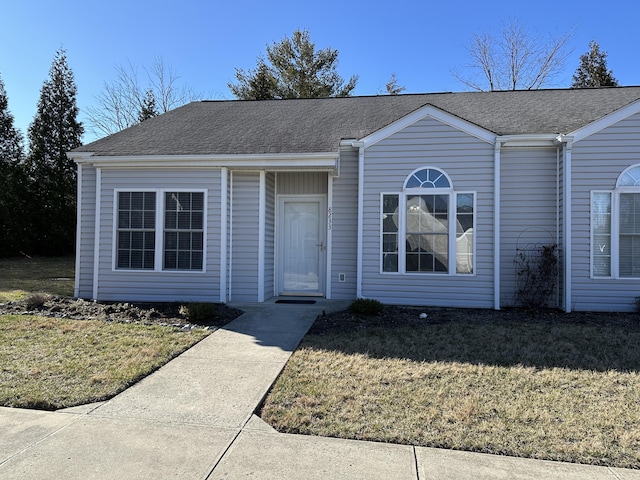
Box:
(0, 255), (209, 409)
(261, 316), (640, 468)
(0, 256), (75, 302)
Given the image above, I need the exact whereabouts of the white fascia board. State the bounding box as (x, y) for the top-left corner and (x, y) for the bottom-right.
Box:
(360, 104), (496, 148)
(68, 152), (340, 171)
(570, 99), (640, 143)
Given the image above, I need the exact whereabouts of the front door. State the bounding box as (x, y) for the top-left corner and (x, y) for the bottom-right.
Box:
(278, 196), (326, 296)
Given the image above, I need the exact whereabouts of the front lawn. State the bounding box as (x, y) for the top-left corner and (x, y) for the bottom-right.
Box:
(261, 308), (640, 468)
(0, 255), (211, 410)
(0, 315), (209, 410)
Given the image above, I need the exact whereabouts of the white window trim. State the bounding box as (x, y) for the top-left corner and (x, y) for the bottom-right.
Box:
(112, 188), (208, 274)
(590, 190), (613, 279)
(591, 185), (640, 280)
(379, 189), (477, 276)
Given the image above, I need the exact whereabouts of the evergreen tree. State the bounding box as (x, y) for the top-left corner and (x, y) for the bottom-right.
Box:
(229, 29), (358, 100)
(0, 74), (27, 256)
(26, 49), (83, 255)
(230, 59), (278, 100)
(138, 88), (158, 122)
(385, 73), (406, 95)
(571, 41), (619, 88)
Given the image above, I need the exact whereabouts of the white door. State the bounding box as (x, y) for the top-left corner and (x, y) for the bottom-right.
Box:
(278, 197), (325, 296)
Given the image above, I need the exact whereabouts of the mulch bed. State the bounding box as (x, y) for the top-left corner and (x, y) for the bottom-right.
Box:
(0, 296), (243, 329)
(308, 305), (640, 335)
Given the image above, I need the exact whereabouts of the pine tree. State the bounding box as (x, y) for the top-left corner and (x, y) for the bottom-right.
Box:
(385, 73), (406, 95)
(0, 74), (27, 256)
(571, 41), (619, 88)
(229, 29), (358, 100)
(138, 88), (158, 122)
(26, 49), (84, 255)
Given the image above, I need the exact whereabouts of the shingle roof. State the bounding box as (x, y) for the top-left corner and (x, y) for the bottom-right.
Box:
(75, 87), (640, 156)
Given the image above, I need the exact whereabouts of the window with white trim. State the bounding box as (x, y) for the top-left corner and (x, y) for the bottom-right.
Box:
(591, 165), (640, 278)
(164, 192), (204, 270)
(117, 192), (156, 270)
(381, 167), (475, 275)
(116, 190), (205, 271)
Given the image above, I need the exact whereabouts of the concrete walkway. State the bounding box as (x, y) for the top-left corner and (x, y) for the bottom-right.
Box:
(1, 300), (639, 479)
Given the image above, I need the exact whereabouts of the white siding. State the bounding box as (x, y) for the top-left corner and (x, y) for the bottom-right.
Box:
(95, 168), (221, 302)
(500, 147), (560, 307)
(361, 117), (495, 308)
(230, 172), (260, 302)
(75, 165), (96, 298)
(331, 149), (359, 299)
(571, 112), (640, 311)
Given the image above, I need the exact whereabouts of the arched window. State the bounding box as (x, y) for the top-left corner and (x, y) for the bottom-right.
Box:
(592, 164), (640, 278)
(617, 165), (640, 187)
(381, 167), (475, 275)
(404, 167), (451, 189)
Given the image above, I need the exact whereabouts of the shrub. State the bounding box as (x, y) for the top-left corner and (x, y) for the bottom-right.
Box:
(514, 243), (558, 309)
(23, 293), (50, 310)
(348, 298), (384, 316)
(179, 302), (218, 323)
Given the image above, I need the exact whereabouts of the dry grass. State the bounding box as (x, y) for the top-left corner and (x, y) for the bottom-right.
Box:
(262, 320), (640, 468)
(0, 255), (209, 409)
(0, 256), (74, 302)
(0, 315), (209, 409)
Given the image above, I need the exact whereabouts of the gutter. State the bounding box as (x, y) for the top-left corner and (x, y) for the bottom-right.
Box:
(68, 151), (340, 171)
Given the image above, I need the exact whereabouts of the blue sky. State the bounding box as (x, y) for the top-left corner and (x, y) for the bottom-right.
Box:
(2, 0), (639, 143)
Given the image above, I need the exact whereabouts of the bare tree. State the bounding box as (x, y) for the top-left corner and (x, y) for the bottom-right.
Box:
(452, 19), (574, 91)
(87, 57), (200, 137)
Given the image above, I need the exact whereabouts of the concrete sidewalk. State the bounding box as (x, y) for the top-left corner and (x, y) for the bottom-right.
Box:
(1, 300), (639, 479)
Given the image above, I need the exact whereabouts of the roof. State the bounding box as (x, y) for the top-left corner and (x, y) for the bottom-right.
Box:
(75, 87), (640, 157)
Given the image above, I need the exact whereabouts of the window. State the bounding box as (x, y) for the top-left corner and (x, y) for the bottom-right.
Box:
(381, 168), (475, 275)
(164, 192), (204, 270)
(115, 190), (205, 272)
(117, 192), (156, 270)
(591, 165), (640, 278)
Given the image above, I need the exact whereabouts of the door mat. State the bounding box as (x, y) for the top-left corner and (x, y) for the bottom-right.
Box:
(275, 299), (316, 304)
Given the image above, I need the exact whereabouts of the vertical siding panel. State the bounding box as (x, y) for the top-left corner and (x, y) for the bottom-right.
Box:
(96, 168), (221, 302)
(264, 172), (276, 299)
(231, 172), (260, 301)
(500, 147), (560, 307)
(331, 149), (359, 299)
(76, 165), (96, 298)
(361, 117), (495, 308)
(278, 172), (327, 194)
(572, 113), (640, 311)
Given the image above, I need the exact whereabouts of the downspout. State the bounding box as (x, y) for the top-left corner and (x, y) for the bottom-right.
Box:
(562, 138), (573, 313)
(353, 141), (365, 298)
(257, 171), (266, 302)
(219, 167), (228, 303)
(326, 174), (333, 299)
(493, 139), (502, 310)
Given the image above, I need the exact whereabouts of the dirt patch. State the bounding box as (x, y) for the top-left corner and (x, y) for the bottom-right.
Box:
(0, 296), (243, 329)
(309, 305), (640, 335)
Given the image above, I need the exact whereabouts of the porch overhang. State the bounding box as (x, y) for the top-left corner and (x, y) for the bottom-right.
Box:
(69, 151), (340, 173)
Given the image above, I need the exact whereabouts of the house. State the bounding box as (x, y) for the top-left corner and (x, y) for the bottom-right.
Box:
(69, 87), (640, 312)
